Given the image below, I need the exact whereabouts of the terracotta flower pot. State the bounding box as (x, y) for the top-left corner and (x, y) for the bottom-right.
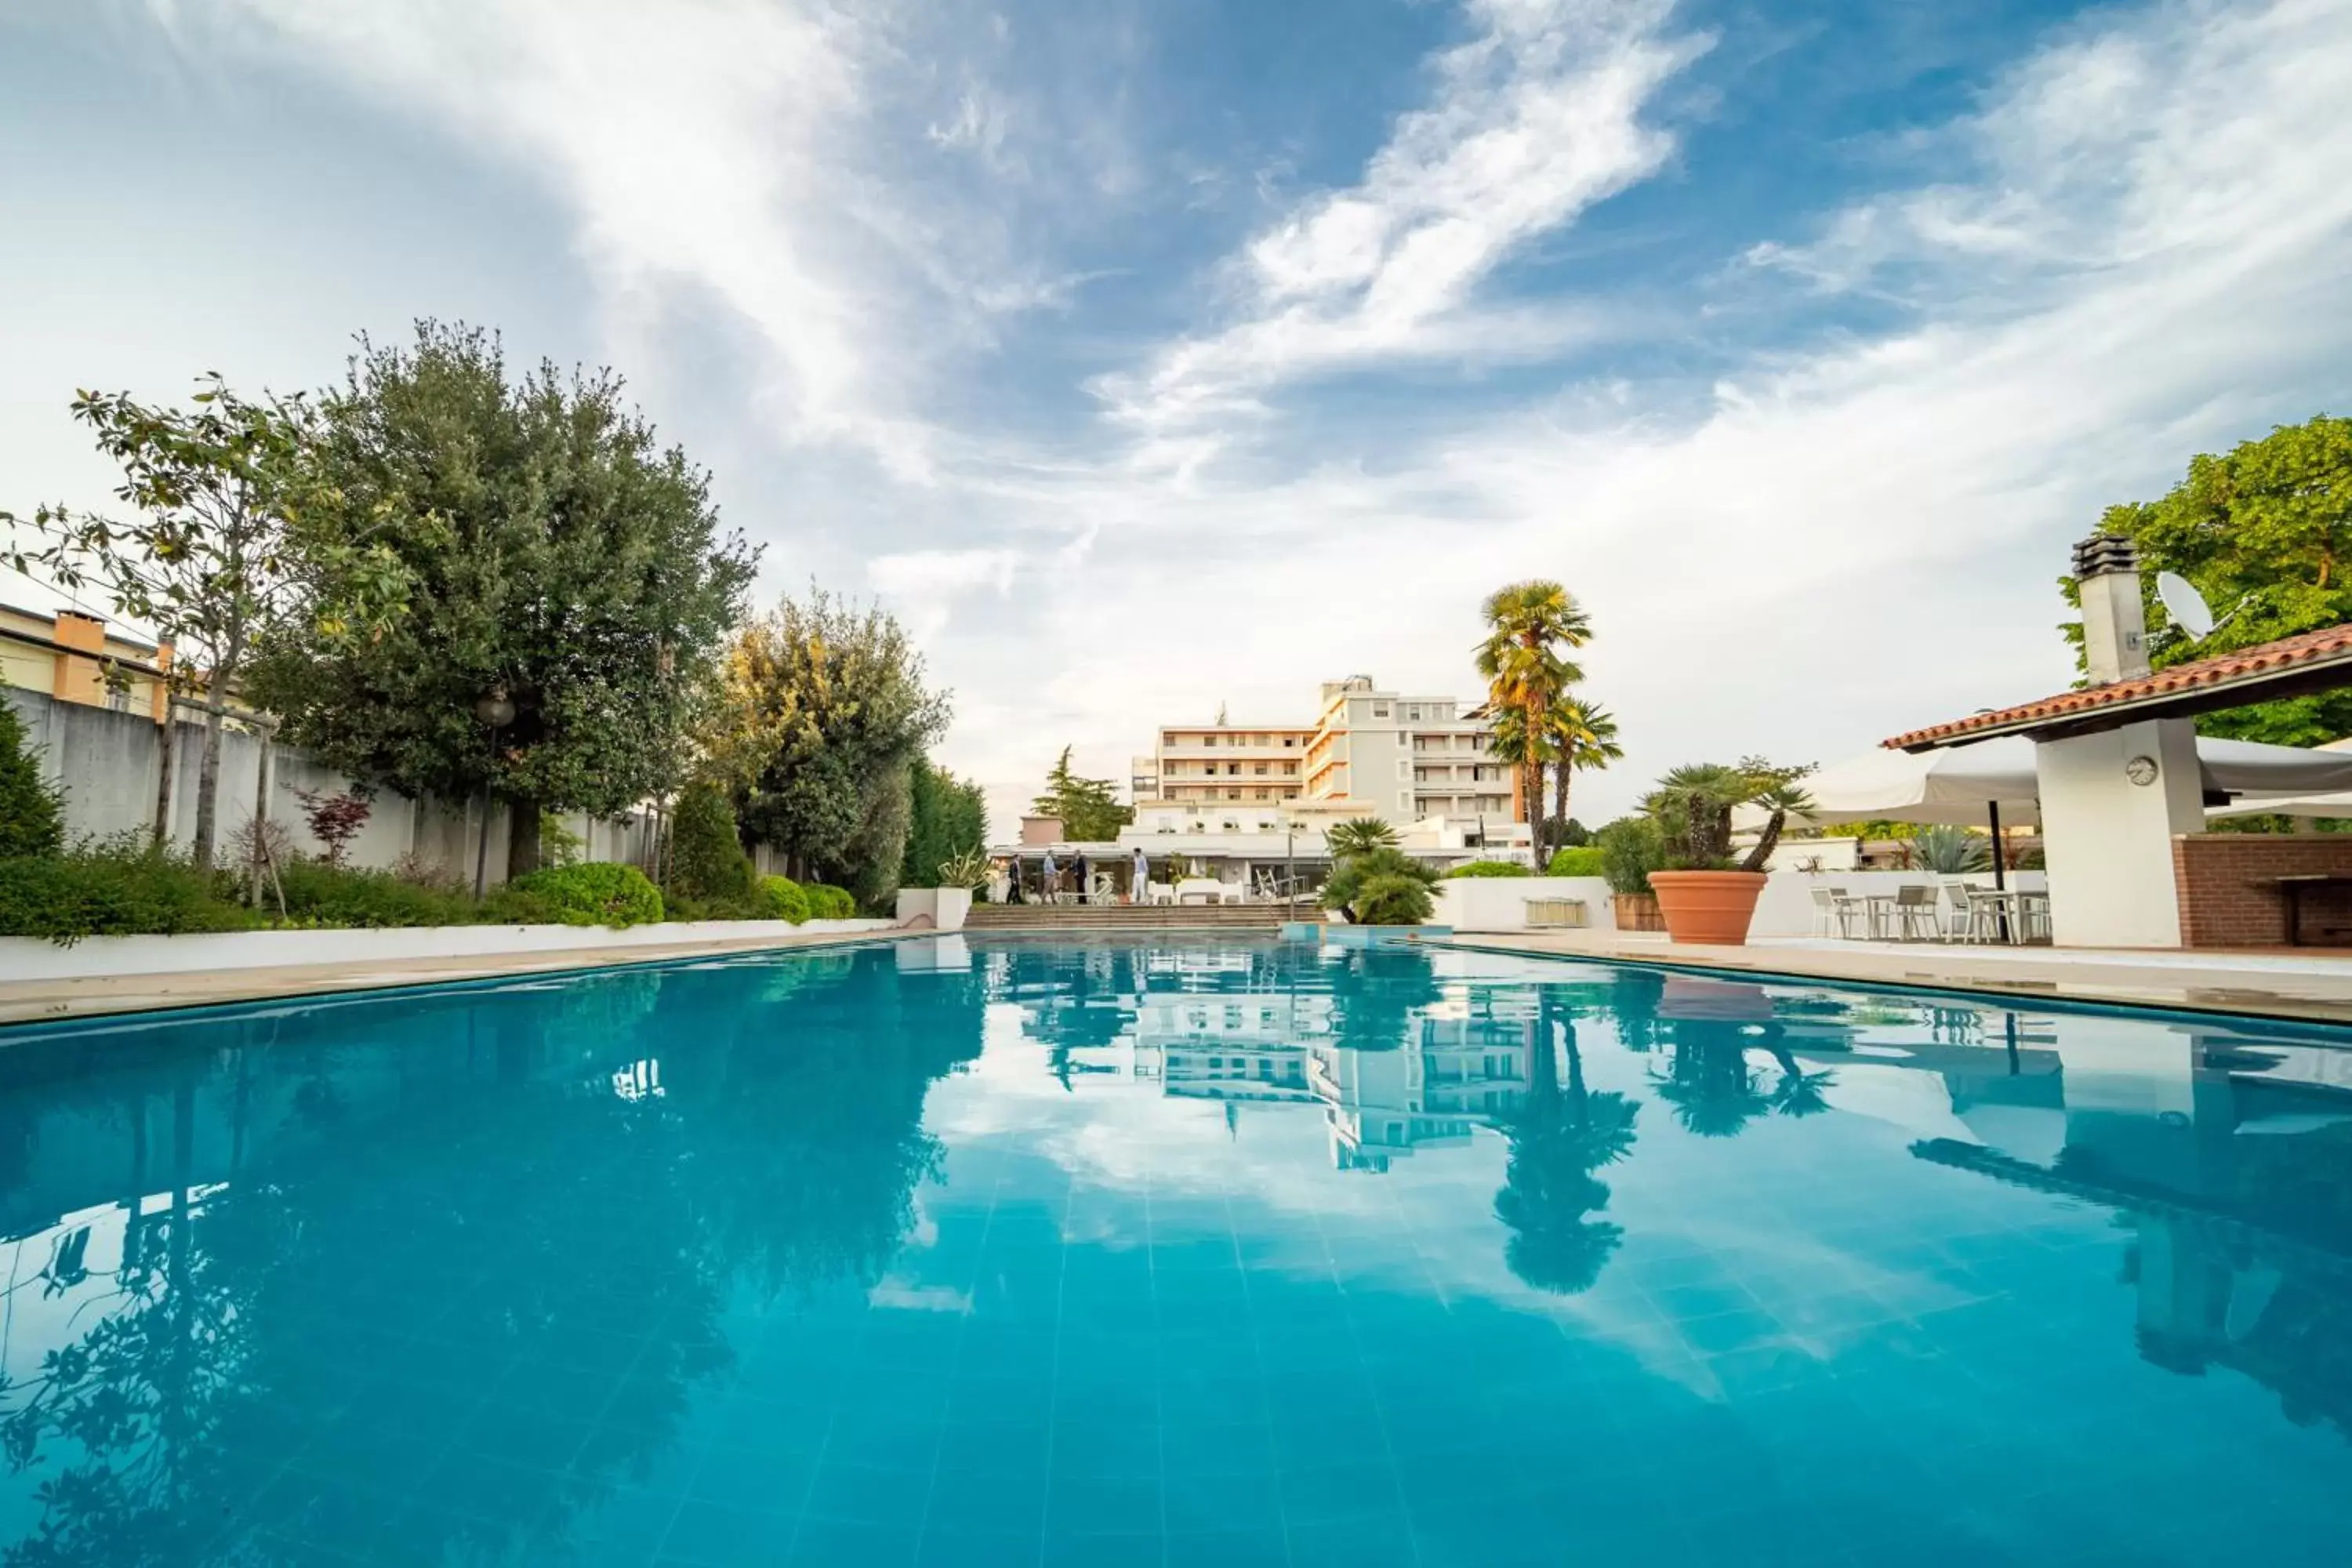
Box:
(1648, 869), (1767, 946)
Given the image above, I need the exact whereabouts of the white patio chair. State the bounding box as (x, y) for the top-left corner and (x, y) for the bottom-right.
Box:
(1808, 887), (1844, 938)
(1892, 884), (1941, 941)
(1943, 883), (1981, 942)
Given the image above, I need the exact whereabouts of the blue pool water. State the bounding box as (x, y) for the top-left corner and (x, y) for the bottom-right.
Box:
(2, 936), (2350, 1567)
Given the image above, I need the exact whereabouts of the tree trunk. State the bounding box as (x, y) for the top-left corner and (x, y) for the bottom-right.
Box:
(506, 797), (542, 881)
(191, 668), (229, 873)
(151, 703), (176, 851)
(1552, 761), (1571, 862)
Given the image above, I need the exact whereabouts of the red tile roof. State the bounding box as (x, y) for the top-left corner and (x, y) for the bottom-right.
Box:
(1884, 622), (2352, 750)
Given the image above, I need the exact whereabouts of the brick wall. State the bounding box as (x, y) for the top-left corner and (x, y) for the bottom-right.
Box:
(2173, 833), (2352, 947)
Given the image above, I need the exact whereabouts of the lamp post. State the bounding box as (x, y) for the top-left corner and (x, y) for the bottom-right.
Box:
(472, 684), (516, 899)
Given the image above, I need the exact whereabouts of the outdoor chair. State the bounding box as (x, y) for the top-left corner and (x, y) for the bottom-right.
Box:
(1810, 886), (1862, 938)
(1892, 884), (1941, 941)
(1946, 883), (1998, 942)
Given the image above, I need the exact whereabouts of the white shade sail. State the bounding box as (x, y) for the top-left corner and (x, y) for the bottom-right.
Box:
(1737, 735), (2352, 831)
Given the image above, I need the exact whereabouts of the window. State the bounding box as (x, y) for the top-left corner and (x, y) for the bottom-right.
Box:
(1226, 762), (1240, 775)
(1227, 790), (1240, 800)
(1283, 737), (1296, 747)
(1283, 762), (1297, 775)
(1254, 789), (1269, 800)
(1372, 704), (1390, 719)
(1201, 735), (1215, 746)
(1254, 763), (1268, 775)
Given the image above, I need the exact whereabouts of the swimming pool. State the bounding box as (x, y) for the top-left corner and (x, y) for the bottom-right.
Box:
(1, 935), (2347, 1566)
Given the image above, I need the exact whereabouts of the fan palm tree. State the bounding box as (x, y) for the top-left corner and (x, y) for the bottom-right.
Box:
(1545, 698), (1622, 855)
(1326, 817), (1400, 857)
(1474, 581), (1591, 843)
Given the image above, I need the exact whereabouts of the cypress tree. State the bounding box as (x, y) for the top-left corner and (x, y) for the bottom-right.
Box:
(0, 699), (64, 858)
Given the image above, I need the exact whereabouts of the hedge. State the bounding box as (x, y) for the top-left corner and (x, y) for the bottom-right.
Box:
(499, 862), (666, 927)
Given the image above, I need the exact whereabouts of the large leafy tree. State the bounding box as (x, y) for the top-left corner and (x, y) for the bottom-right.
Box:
(2060, 414), (2352, 744)
(710, 588), (949, 901)
(5, 379), (412, 869)
(1030, 746), (1131, 841)
(1474, 580), (1590, 855)
(247, 323), (756, 876)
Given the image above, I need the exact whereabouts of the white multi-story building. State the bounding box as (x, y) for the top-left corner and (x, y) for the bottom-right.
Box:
(1139, 675), (1519, 829)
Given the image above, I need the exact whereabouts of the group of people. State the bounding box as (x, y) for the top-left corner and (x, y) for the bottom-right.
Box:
(1000, 846), (1156, 905)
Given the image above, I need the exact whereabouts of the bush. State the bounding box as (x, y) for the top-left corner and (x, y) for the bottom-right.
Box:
(1321, 846), (1439, 924)
(0, 699), (64, 858)
(1446, 859), (1531, 879)
(757, 874), (811, 923)
(667, 781), (754, 902)
(804, 883), (856, 920)
(1546, 847), (1605, 877)
(0, 841), (256, 944)
(499, 862), (665, 927)
(1595, 818), (1663, 895)
(1352, 873), (1436, 926)
(274, 859), (479, 928)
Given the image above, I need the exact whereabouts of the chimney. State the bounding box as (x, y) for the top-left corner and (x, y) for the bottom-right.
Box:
(2072, 531), (2151, 685)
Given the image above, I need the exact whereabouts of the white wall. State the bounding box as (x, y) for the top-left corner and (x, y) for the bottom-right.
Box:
(1433, 877), (1613, 931)
(0, 918), (897, 983)
(2037, 718), (2201, 948)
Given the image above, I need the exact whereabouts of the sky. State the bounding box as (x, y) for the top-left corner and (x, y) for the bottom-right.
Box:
(3, 0), (2350, 833)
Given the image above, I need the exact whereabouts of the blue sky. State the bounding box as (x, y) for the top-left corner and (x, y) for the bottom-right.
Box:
(5, 0), (2350, 829)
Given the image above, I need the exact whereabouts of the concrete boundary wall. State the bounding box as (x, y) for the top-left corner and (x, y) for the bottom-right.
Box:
(0, 919), (896, 984)
(5, 688), (656, 883)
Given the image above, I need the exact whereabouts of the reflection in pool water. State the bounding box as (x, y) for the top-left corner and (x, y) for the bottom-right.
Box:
(1, 935), (2348, 1565)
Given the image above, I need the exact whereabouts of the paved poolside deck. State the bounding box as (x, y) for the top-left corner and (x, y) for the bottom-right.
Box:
(1437, 929), (2352, 1025)
(0, 927), (912, 1030)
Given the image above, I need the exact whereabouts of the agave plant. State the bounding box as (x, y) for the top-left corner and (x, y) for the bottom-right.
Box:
(936, 848), (991, 890)
(1908, 824), (1991, 874)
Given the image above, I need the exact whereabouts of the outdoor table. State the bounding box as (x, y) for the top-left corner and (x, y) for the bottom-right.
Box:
(2270, 874), (2352, 946)
(1854, 895), (1900, 940)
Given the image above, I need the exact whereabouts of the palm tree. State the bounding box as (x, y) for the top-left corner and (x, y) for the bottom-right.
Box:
(1326, 817), (1400, 857)
(1475, 581), (1591, 850)
(1545, 698), (1622, 855)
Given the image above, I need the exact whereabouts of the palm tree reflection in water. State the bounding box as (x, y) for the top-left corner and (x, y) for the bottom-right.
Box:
(1494, 997), (1639, 1296)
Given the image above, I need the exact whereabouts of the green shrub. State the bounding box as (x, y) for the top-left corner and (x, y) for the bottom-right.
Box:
(499, 862), (665, 927)
(274, 859), (480, 928)
(1352, 873), (1436, 926)
(757, 875), (811, 923)
(1321, 846), (1439, 924)
(0, 841), (257, 945)
(667, 781), (754, 902)
(1445, 859), (1531, 879)
(804, 883), (856, 920)
(0, 699), (64, 858)
(1546, 847), (1605, 877)
(1595, 817), (1663, 895)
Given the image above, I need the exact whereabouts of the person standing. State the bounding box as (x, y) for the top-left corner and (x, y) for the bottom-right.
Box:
(1132, 846), (1150, 904)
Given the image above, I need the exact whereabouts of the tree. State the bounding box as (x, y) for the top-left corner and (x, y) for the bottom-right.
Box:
(708, 589), (948, 902)
(0, 699), (64, 858)
(1545, 698), (1622, 851)
(1474, 581), (1591, 856)
(6, 378), (413, 869)
(902, 760), (989, 888)
(1031, 746), (1131, 842)
(1325, 818), (1399, 856)
(2060, 415), (2352, 745)
(289, 786), (371, 868)
(246, 322), (757, 878)
(667, 779), (754, 903)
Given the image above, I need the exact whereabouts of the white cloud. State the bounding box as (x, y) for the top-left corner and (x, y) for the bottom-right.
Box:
(1094, 0), (1710, 441)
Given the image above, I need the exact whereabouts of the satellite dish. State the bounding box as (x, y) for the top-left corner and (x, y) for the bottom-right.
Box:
(2156, 571), (2215, 639)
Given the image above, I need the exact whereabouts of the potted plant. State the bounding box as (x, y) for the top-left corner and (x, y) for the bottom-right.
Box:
(1595, 817), (1664, 931)
(1642, 758), (1811, 945)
